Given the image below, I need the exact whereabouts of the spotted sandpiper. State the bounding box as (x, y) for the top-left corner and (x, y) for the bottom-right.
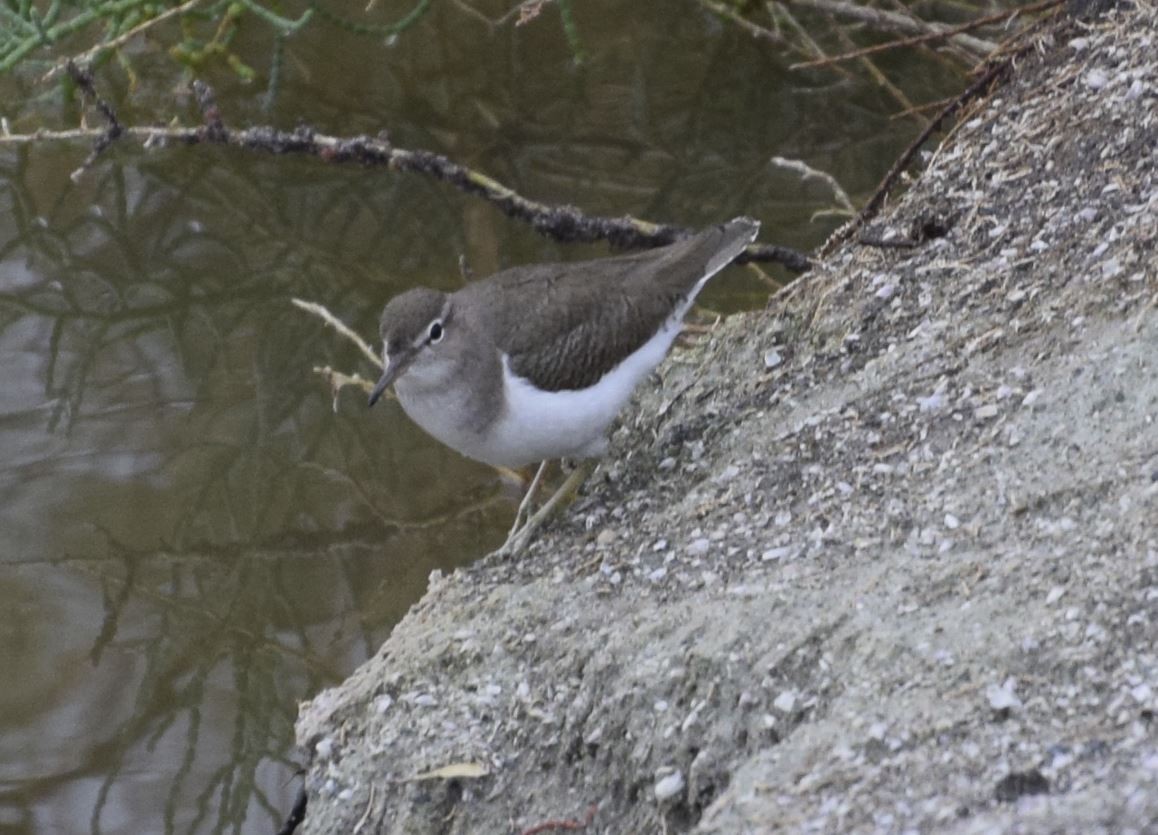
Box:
(369, 217), (760, 553)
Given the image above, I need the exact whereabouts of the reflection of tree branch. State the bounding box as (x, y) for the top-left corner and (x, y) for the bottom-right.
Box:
(90, 548), (138, 665)
(300, 461), (505, 531)
(1, 119), (813, 273)
(73, 551), (342, 677)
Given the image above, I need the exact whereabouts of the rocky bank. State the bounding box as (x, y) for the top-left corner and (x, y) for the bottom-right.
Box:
(295, 5), (1158, 833)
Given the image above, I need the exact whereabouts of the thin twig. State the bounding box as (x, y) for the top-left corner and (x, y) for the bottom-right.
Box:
(789, 0), (1062, 69)
(880, 0), (979, 67)
(821, 7), (924, 125)
(766, 1), (857, 81)
(699, 0), (787, 45)
(888, 94), (959, 120)
(41, 0), (204, 82)
(786, 0), (997, 56)
(352, 784), (376, 835)
(769, 156), (855, 213)
(66, 60), (123, 180)
(291, 299), (382, 369)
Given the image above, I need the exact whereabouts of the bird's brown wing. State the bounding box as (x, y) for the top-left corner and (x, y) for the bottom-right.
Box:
(457, 220), (756, 392)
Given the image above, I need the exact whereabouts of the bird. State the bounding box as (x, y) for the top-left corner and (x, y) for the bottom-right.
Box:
(368, 217), (760, 553)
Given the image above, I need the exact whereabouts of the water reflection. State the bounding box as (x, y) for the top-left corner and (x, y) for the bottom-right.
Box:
(0, 2), (958, 831)
(0, 145), (505, 832)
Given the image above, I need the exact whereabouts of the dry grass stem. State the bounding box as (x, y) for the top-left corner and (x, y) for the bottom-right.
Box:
(291, 298), (381, 369)
(770, 156), (856, 214)
(787, 0), (997, 57)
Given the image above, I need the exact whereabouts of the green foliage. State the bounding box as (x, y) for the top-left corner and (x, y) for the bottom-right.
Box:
(0, 0), (434, 81)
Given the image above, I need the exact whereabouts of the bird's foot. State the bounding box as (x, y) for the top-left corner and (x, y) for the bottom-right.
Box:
(504, 460), (549, 543)
(495, 460), (595, 556)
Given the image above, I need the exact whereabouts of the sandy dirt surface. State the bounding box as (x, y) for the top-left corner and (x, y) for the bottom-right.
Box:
(295, 4), (1157, 833)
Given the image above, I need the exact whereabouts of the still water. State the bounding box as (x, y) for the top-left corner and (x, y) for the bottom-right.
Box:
(0, 2), (957, 831)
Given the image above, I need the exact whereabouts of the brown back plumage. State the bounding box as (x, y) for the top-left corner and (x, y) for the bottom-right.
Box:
(454, 218), (757, 392)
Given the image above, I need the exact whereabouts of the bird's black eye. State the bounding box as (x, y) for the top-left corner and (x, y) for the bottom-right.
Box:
(428, 320), (444, 343)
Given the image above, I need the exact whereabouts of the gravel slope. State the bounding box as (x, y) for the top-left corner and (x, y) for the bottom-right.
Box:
(296, 5), (1158, 833)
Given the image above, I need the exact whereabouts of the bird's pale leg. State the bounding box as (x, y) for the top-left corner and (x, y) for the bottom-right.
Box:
(498, 459), (595, 556)
(505, 460), (549, 543)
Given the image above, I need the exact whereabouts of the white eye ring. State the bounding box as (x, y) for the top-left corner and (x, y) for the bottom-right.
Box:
(428, 320), (444, 344)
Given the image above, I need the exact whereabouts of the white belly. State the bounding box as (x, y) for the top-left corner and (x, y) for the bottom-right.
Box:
(480, 315), (686, 467)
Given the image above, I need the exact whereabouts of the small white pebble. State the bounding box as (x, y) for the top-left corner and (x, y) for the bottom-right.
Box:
(944, 513), (960, 530)
(1084, 68), (1109, 90)
(763, 349), (783, 369)
(687, 538), (710, 556)
(986, 680), (1022, 712)
(917, 392), (946, 413)
(717, 464), (741, 483)
(773, 691), (797, 713)
(654, 771), (685, 802)
(315, 737), (335, 760)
